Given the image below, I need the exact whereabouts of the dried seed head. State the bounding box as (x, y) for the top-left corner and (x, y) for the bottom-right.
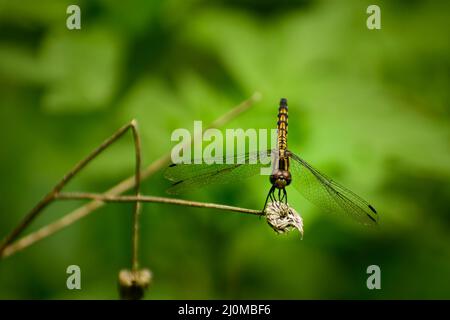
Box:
(265, 201), (304, 238)
(118, 268), (152, 300)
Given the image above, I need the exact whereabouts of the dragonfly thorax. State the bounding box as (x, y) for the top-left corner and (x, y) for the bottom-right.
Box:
(270, 169), (292, 189)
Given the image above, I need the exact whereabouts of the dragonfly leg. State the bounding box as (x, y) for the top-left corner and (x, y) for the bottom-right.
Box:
(263, 185), (276, 213)
(279, 188), (285, 202)
(282, 188), (288, 204)
(270, 187), (276, 202)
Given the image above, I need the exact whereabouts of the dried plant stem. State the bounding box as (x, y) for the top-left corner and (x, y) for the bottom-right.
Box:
(56, 192), (262, 216)
(0, 93), (261, 260)
(0, 121), (140, 257)
(130, 120), (142, 272)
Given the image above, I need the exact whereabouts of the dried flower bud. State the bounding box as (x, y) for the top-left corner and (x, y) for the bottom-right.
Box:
(118, 268), (152, 300)
(265, 201), (304, 238)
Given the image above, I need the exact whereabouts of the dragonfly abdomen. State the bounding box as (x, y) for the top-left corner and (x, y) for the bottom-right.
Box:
(277, 98), (288, 156)
(269, 98), (291, 194)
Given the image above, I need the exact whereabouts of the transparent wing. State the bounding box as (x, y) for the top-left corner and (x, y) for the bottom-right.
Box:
(288, 151), (378, 226)
(164, 149), (274, 194)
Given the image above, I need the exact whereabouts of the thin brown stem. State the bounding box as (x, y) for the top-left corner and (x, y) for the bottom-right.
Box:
(1, 192), (261, 258)
(56, 192), (263, 216)
(0, 93), (261, 260)
(130, 120), (142, 272)
(0, 121), (136, 256)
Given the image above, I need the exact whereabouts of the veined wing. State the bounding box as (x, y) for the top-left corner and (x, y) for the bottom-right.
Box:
(164, 149), (273, 194)
(287, 151), (378, 226)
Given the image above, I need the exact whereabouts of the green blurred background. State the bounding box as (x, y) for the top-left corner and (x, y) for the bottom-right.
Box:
(0, 0), (449, 299)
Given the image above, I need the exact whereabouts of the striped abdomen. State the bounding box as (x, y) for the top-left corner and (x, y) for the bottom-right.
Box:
(277, 98), (289, 171)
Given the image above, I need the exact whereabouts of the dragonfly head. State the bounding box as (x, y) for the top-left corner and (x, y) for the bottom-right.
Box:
(270, 169), (292, 189)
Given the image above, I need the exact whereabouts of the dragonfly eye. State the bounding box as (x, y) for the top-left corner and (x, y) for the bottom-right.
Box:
(283, 171), (292, 185)
(270, 169), (292, 188)
(270, 174), (277, 184)
(270, 170), (282, 184)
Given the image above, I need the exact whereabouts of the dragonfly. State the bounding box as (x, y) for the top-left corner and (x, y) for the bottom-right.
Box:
(165, 98), (378, 226)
